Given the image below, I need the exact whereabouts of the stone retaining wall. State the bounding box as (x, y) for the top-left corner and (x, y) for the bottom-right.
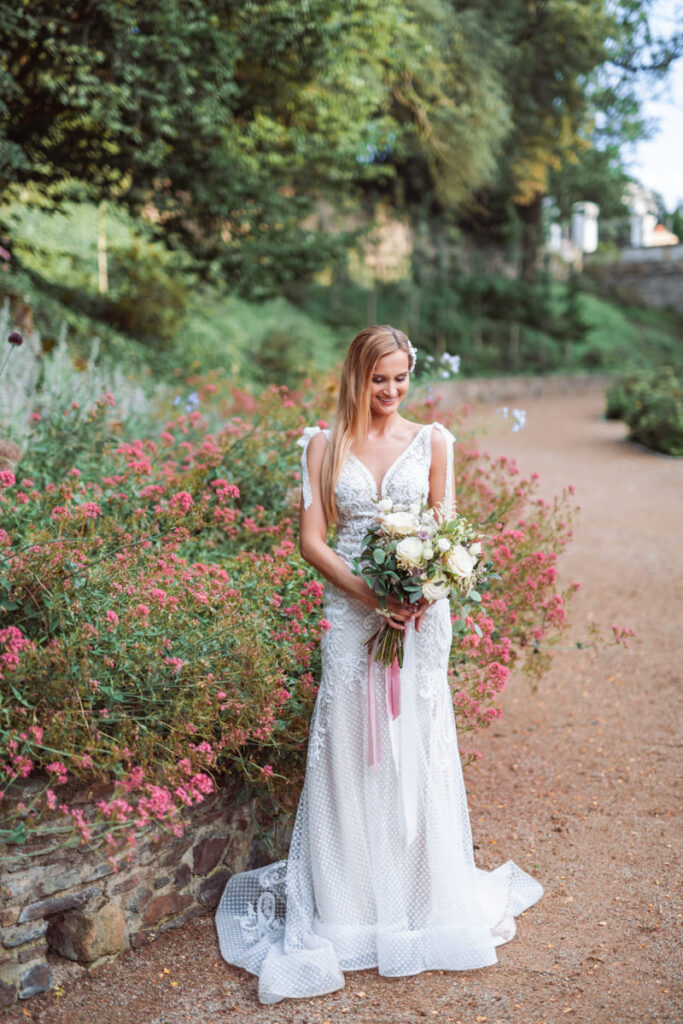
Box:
(586, 258), (683, 316)
(426, 372), (612, 406)
(0, 777), (289, 1007)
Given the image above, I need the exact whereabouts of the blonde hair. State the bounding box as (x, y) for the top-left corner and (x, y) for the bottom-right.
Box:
(321, 325), (412, 522)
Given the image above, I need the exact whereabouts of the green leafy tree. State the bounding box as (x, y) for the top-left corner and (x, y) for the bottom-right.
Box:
(0, 0), (410, 291)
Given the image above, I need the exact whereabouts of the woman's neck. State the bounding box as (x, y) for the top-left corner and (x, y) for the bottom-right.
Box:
(367, 412), (405, 438)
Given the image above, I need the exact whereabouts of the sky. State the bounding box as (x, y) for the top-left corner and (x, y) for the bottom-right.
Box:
(627, 1), (683, 211)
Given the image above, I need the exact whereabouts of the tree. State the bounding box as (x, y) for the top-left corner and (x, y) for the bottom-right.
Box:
(0, 0), (410, 291)
(453, 0), (681, 280)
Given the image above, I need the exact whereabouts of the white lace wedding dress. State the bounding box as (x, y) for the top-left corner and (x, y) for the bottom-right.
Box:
(215, 422), (542, 1003)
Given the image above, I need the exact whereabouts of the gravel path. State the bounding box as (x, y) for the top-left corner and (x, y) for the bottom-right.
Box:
(5, 392), (681, 1024)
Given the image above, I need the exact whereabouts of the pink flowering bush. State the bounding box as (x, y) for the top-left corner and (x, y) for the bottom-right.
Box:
(0, 373), (626, 856)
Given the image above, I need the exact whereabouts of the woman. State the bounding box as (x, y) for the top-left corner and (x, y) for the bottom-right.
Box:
(215, 325), (542, 1003)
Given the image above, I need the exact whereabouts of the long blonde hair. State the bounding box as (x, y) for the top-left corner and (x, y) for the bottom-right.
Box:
(321, 325), (412, 522)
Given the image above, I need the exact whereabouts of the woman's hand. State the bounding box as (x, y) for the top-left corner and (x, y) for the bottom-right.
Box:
(383, 595), (430, 632)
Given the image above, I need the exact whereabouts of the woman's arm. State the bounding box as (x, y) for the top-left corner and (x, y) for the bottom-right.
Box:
(410, 425), (456, 632)
(299, 431), (415, 627)
(428, 426), (456, 512)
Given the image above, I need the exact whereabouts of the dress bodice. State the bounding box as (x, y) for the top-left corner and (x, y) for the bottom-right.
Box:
(298, 422), (455, 569)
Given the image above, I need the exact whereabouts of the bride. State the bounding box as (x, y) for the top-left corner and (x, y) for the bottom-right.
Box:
(215, 325), (542, 1003)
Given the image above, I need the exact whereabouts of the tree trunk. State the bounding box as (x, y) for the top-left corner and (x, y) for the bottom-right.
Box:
(517, 193), (544, 285)
(97, 201), (108, 294)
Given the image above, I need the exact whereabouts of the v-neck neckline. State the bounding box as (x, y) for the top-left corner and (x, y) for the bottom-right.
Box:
(350, 423), (431, 497)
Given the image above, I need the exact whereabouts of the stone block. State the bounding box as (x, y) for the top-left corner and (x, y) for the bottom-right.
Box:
(19, 962), (52, 999)
(0, 906), (19, 928)
(108, 872), (141, 897)
(141, 891), (193, 927)
(124, 886), (151, 914)
(247, 839), (273, 871)
(2, 866), (44, 901)
(159, 904), (205, 932)
(46, 902), (127, 964)
(129, 928), (158, 949)
(197, 869), (231, 909)
(0, 978), (16, 1008)
(2, 920), (48, 949)
(152, 874), (171, 890)
(82, 860), (115, 884)
(173, 863), (191, 889)
(192, 836), (228, 876)
(17, 940), (49, 964)
(160, 835), (193, 866)
(17, 884), (101, 924)
(40, 868), (81, 897)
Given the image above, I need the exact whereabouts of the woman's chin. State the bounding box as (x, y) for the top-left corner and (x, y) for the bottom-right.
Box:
(373, 400), (400, 415)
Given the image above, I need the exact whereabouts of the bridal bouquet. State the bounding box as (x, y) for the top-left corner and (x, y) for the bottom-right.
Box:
(352, 496), (486, 667)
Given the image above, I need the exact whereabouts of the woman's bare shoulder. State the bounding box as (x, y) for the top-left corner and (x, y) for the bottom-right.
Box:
(307, 429), (329, 456)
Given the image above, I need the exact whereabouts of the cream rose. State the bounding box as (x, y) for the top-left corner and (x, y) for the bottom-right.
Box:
(396, 535), (424, 568)
(445, 544), (477, 578)
(421, 541), (434, 560)
(422, 577), (451, 602)
(377, 497), (393, 513)
(383, 511), (418, 537)
(437, 537), (451, 553)
(469, 541), (482, 557)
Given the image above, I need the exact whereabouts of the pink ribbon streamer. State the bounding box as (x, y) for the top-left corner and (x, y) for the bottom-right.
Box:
(367, 646), (402, 768)
(387, 657), (401, 720)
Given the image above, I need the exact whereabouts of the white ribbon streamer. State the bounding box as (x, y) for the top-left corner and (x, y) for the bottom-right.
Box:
(387, 623), (418, 846)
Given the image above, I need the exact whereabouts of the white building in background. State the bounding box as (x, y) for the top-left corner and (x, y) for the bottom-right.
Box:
(625, 182), (679, 248)
(570, 201), (599, 253)
(543, 198), (598, 268)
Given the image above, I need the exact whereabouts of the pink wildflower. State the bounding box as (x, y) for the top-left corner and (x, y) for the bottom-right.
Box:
(76, 502), (102, 518)
(169, 491), (193, 513)
(46, 761), (68, 784)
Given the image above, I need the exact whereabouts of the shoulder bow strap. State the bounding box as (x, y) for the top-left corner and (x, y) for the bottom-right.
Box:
(296, 426), (328, 510)
(432, 422), (456, 517)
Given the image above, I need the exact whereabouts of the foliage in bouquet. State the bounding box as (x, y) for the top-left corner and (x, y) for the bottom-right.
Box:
(353, 497), (490, 667)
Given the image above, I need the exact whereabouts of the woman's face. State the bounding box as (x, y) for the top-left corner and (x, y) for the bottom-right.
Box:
(369, 348), (410, 418)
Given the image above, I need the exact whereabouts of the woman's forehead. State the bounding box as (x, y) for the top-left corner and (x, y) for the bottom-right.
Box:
(373, 349), (410, 375)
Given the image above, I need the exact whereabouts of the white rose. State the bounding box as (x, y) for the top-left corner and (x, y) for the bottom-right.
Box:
(422, 577), (451, 602)
(421, 542), (434, 560)
(396, 535), (425, 568)
(377, 497), (393, 513)
(445, 544), (476, 578)
(469, 541), (482, 557)
(437, 537), (451, 552)
(383, 511), (418, 537)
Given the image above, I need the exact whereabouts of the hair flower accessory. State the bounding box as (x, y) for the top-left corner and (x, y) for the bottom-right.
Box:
(406, 338), (417, 372)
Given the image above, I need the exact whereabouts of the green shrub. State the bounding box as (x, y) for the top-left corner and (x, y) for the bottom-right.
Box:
(106, 241), (189, 345)
(606, 368), (683, 456)
(605, 372), (640, 421)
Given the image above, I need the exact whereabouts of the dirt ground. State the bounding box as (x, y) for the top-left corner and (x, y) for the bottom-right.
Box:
(5, 392), (681, 1024)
